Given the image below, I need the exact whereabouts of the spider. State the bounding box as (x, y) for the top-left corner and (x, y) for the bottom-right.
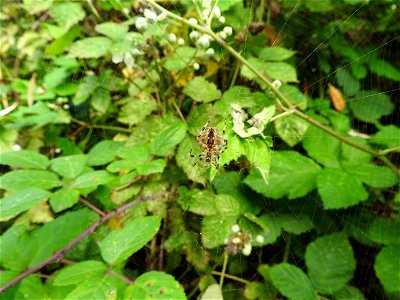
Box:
(190, 121), (228, 169)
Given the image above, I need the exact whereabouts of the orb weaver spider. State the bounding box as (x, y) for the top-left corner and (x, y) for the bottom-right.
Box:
(190, 121), (228, 169)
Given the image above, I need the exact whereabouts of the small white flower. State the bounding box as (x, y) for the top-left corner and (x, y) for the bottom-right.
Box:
(272, 80), (282, 89)
(197, 34), (210, 48)
(223, 26), (233, 36)
(144, 9), (157, 22)
(55, 148), (61, 154)
(193, 62), (200, 70)
(203, 9), (210, 17)
(168, 33), (177, 43)
(219, 31), (227, 40)
(202, 0), (211, 8)
(135, 17), (147, 30)
(188, 18), (198, 25)
(12, 144), (21, 151)
(232, 224), (240, 233)
(242, 244), (252, 256)
(62, 104), (70, 110)
(131, 48), (144, 56)
(224, 238), (229, 244)
(189, 31), (200, 40)
(124, 52), (135, 67)
(177, 38), (185, 45)
(214, 6), (221, 18)
(256, 235), (264, 243)
(112, 53), (123, 64)
(206, 48), (215, 56)
(218, 16), (225, 23)
(122, 8), (130, 16)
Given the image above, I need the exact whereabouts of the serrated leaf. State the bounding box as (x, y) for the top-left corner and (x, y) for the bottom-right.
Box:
(259, 47), (296, 61)
(0, 150), (49, 169)
(124, 271), (186, 299)
(336, 68), (360, 96)
(305, 0), (333, 12)
(49, 188), (80, 213)
(136, 159), (166, 175)
(0, 170), (61, 190)
(117, 98), (158, 126)
(54, 261), (107, 286)
(333, 285), (366, 300)
(367, 218), (400, 245)
(275, 213), (314, 235)
(305, 232), (356, 294)
(69, 37), (112, 58)
(73, 74), (98, 104)
(201, 215), (237, 249)
(317, 168), (368, 209)
(46, 25), (81, 56)
(275, 114), (309, 147)
(349, 90), (394, 123)
(100, 216), (161, 264)
(150, 123), (187, 156)
(269, 263), (317, 300)
(265, 62), (298, 82)
(244, 151), (321, 199)
(73, 170), (114, 189)
(15, 276), (47, 300)
(95, 22), (128, 41)
(370, 125), (400, 148)
(349, 164), (398, 188)
(87, 140), (124, 166)
(369, 59), (400, 81)
(0, 188), (51, 220)
(183, 77), (222, 103)
(374, 246), (400, 293)
(255, 214), (282, 244)
(50, 154), (87, 179)
(50, 2), (85, 30)
(66, 274), (124, 299)
(91, 88), (111, 113)
(188, 190), (217, 216)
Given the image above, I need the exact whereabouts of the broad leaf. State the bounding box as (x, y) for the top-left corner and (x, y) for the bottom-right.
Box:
(374, 246), (400, 293)
(259, 47), (296, 61)
(73, 171), (114, 189)
(65, 275), (124, 299)
(370, 125), (400, 148)
(49, 188), (80, 213)
(183, 77), (222, 103)
(50, 2), (85, 30)
(95, 22), (128, 41)
(367, 218), (400, 245)
(201, 215), (237, 249)
(201, 283), (222, 300)
(0, 170), (61, 190)
(87, 140), (124, 166)
(275, 114), (309, 147)
(369, 59), (400, 81)
(150, 123), (187, 156)
(100, 216), (161, 264)
(275, 213), (314, 235)
(54, 261), (107, 286)
(349, 164), (398, 188)
(69, 37), (112, 58)
(50, 154), (87, 179)
(15, 276), (47, 300)
(305, 232), (356, 293)
(0, 150), (49, 169)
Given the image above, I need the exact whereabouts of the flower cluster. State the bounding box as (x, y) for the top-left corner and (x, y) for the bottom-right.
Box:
(224, 224), (264, 256)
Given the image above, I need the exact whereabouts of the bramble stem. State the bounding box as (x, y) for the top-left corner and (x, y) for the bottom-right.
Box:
(212, 271), (250, 285)
(219, 252), (229, 288)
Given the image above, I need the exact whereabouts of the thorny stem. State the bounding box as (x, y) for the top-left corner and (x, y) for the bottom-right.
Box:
(79, 197), (106, 217)
(219, 251), (229, 288)
(0, 194), (162, 293)
(71, 117), (131, 133)
(211, 271), (250, 285)
(146, 0), (399, 176)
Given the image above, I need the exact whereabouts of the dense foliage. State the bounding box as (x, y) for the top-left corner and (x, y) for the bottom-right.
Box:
(1, 0), (399, 299)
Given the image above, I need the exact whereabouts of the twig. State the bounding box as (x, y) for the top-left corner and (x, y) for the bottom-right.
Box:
(79, 197), (106, 217)
(219, 252), (229, 288)
(211, 271), (250, 285)
(0, 194), (162, 293)
(107, 270), (133, 285)
(70, 117), (131, 133)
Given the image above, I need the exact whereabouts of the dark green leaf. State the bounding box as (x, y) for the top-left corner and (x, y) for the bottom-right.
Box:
(0, 170), (61, 190)
(91, 88), (111, 114)
(349, 164), (398, 188)
(259, 47), (296, 61)
(367, 218), (400, 245)
(15, 276), (47, 300)
(0, 150), (49, 169)
(336, 68), (360, 96)
(49, 188), (80, 213)
(150, 123), (187, 156)
(255, 214), (282, 245)
(183, 77), (222, 103)
(50, 154), (87, 179)
(275, 213), (314, 234)
(333, 285), (366, 300)
(369, 59), (400, 81)
(46, 25), (81, 56)
(201, 215), (237, 249)
(374, 246), (400, 293)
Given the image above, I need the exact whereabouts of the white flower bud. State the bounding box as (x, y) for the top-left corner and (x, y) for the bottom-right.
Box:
(131, 48), (144, 56)
(177, 38), (185, 45)
(256, 235), (264, 243)
(55, 148), (61, 154)
(188, 18), (198, 25)
(193, 62), (200, 70)
(272, 80), (282, 89)
(223, 26), (233, 36)
(197, 34), (210, 48)
(218, 16), (225, 23)
(219, 31), (227, 40)
(202, 0), (211, 8)
(144, 9), (157, 22)
(124, 52), (135, 67)
(168, 33), (177, 43)
(112, 53), (123, 64)
(190, 31), (200, 40)
(62, 104), (70, 110)
(206, 48), (215, 56)
(135, 17), (147, 30)
(214, 6), (221, 18)
(12, 144), (21, 151)
(232, 224), (240, 233)
(203, 9), (210, 17)
(242, 244), (252, 256)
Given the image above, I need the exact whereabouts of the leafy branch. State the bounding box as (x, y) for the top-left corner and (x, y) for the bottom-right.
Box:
(146, 0), (399, 177)
(0, 194), (162, 293)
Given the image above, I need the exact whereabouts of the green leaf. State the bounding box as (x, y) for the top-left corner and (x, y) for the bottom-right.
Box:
(87, 140), (124, 166)
(68, 37), (112, 58)
(305, 232), (356, 294)
(73, 74), (98, 104)
(333, 285), (366, 300)
(269, 263), (317, 300)
(349, 90), (394, 123)
(275, 114), (309, 147)
(150, 122), (187, 156)
(0, 150), (49, 169)
(50, 154), (87, 179)
(54, 261), (107, 286)
(116, 144), (150, 161)
(374, 246), (400, 293)
(336, 68), (360, 96)
(201, 283), (223, 300)
(304, 0), (333, 12)
(0, 170), (61, 190)
(66, 275), (124, 299)
(349, 164), (398, 188)
(73, 170), (114, 189)
(183, 77), (222, 103)
(46, 25), (81, 56)
(0, 188), (51, 220)
(15, 276), (47, 300)
(201, 215), (237, 248)
(341, 137), (372, 167)
(28, 209), (98, 267)
(117, 97), (158, 126)
(50, 2), (85, 30)
(124, 271), (186, 300)
(0, 226), (31, 270)
(136, 159), (166, 175)
(49, 188), (80, 213)
(188, 189), (217, 216)
(317, 168), (368, 209)
(259, 47), (296, 61)
(265, 62), (298, 82)
(163, 46), (197, 71)
(370, 125), (400, 148)
(95, 22), (128, 41)
(100, 216), (161, 264)
(244, 151), (321, 199)
(91, 88), (111, 114)
(369, 59), (400, 81)
(275, 213), (314, 235)
(256, 214), (282, 244)
(367, 218), (400, 245)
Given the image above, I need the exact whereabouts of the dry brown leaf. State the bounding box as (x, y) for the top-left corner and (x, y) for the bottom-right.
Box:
(328, 83), (346, 112)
